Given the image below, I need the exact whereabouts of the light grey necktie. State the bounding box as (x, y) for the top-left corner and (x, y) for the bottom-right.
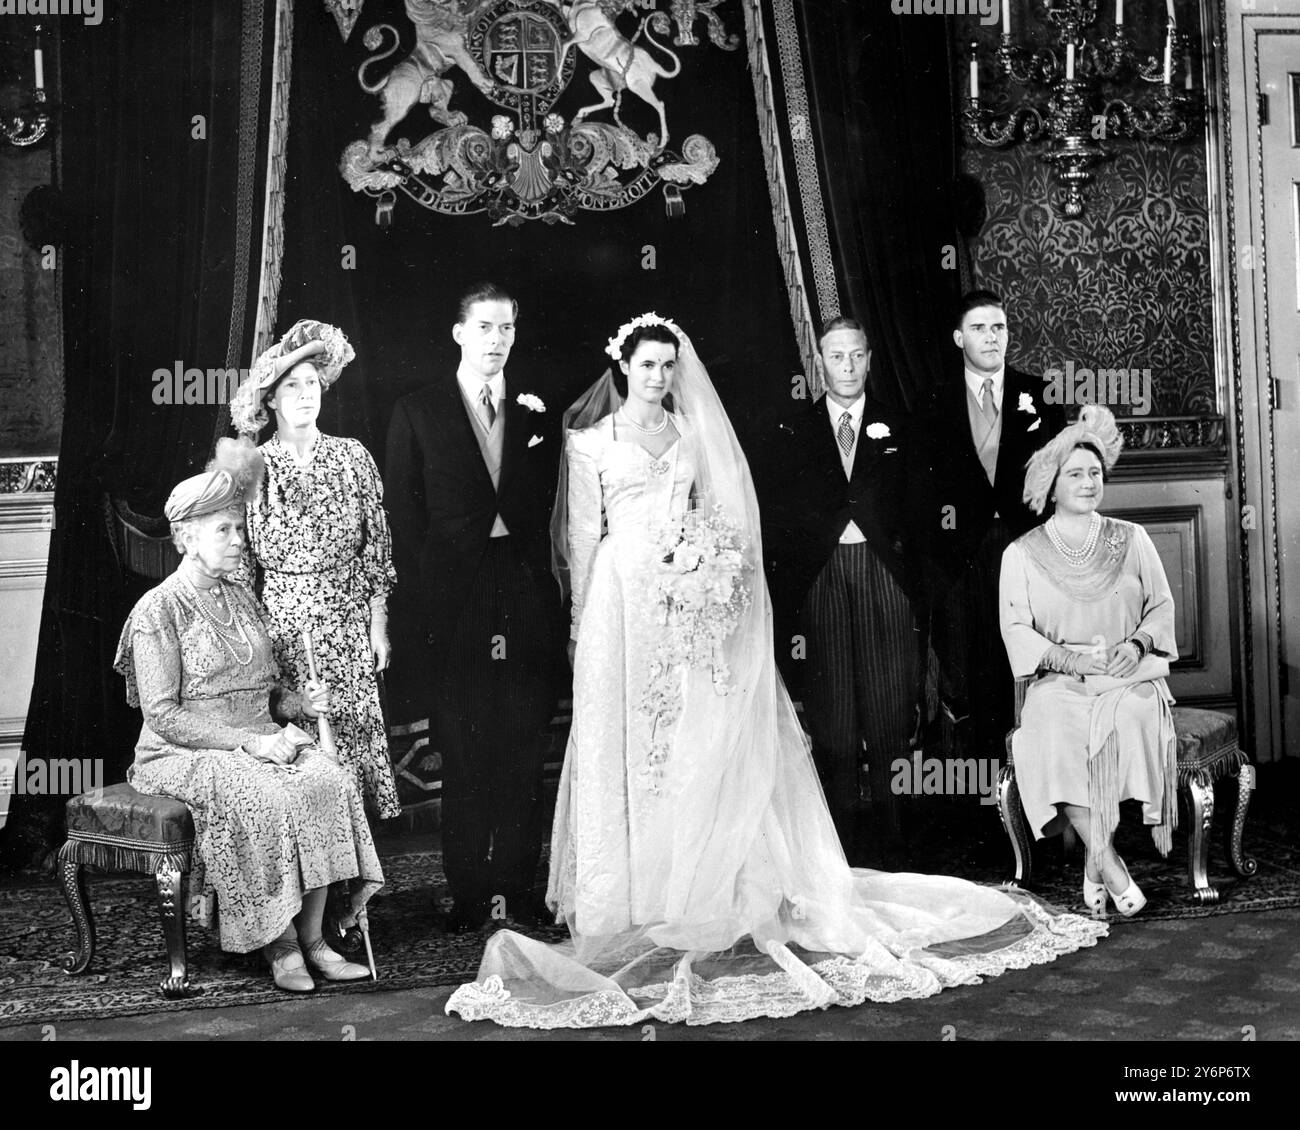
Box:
(476, 383), (496, 430)
(981, 377), (998, 427)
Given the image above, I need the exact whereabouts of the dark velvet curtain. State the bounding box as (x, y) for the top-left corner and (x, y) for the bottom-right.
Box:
(794, 0), (963, 411)
(1, 1), (273, 870)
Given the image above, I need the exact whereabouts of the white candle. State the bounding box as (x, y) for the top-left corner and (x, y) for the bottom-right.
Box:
(1002, 0), (1010, 35)
(1163, 37), (1173, 84)
(34, 47), (44, 90)
(1066, 42), (1076, 80)
(1167, 0), (1176, 24)
(970, 57), (980, 100)
(1116, 0), (1124, 25)
(1185, 54), (1194, 90)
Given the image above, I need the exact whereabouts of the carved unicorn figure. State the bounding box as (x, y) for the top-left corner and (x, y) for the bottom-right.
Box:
(559, 0), (683, 147)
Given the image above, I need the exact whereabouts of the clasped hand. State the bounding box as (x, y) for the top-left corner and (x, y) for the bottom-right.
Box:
(1104, 641), (1141, 678)
(249, 679), (331, 766)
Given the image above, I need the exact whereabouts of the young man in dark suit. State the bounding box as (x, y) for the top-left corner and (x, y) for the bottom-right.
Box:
(763, 316), (922, 866)
(919, 289), (1066, 765)
(385, 283), (561, 931)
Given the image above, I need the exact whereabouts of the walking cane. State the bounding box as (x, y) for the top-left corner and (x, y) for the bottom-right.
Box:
(300, 629), (337, 758)
(301, 629), (377, 979)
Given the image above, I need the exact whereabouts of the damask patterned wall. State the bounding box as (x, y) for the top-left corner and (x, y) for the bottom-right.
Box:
(958, 0), (1216, 418)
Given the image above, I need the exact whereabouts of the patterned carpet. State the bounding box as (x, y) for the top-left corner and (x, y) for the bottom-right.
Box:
(2, 790), (1297, 1030)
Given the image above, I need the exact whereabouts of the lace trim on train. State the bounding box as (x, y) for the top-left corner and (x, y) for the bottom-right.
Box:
(444, 903), (1108, 1029)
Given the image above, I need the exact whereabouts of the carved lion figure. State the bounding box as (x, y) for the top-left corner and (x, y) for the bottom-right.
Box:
(359, 0), (498, 159)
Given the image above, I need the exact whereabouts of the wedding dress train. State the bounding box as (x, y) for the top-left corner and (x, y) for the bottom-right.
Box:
(446, 395), (1106, 1029)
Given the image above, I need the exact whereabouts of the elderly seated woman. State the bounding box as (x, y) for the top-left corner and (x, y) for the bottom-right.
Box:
(113, 439), (383, 991)
(999, 406), (1177, 920)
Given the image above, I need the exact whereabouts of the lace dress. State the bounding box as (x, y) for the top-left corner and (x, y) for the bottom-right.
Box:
(247, 433), (401, 818)
(445, 416), (1108, 1028)
(115, 571), (384, 953)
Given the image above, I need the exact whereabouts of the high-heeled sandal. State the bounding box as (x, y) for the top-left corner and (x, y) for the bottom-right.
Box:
(263, 939), (315, 993)
(1082, 857), (1108, 919)
(303, 937), (370, 982)
(1105, 855), (1147, 918)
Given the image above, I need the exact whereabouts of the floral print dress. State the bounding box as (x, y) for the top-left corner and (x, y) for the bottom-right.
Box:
(247, 433), (401, 818)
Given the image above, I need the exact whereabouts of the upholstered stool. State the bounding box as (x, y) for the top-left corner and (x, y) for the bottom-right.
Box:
(58, 783), (196, 997)
(996, 683), (1257, 904)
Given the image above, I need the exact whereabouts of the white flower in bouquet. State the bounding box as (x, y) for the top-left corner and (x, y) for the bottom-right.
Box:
(636, 505), (754, 796)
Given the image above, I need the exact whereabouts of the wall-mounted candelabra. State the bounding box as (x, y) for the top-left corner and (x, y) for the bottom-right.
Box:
(964, 1), (1200, 218)
(3, 24), (54, 148)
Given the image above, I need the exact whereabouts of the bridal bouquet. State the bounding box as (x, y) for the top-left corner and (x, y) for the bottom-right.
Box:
(637, 505), (753, 795)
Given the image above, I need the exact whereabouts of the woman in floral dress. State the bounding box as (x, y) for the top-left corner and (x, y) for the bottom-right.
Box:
(229, 320), (401, 820)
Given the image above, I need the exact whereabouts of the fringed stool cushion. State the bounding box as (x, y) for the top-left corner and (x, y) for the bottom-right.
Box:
(57, 783), (197, 997)
(1171, 707), (1248, 784)
(60, 783), (193, 873)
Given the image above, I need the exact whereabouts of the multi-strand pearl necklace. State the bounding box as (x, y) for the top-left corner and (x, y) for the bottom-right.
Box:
(1047, 511), (1101, 565)
(183, 573), (254, 666)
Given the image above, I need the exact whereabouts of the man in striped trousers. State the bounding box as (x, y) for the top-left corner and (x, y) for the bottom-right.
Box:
(762, 317), (923, 867)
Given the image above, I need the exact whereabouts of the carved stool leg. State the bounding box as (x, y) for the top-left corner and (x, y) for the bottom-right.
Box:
(59, 858), (95, 975)
(1184, 777), (1219, 905)
(155, 864), (193, 998)
(996, 765), (1033, 888)
(1227, 764), (1258, 879)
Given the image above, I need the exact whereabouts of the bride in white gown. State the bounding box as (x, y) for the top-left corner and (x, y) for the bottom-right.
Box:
(446, 314), (1106, 1028)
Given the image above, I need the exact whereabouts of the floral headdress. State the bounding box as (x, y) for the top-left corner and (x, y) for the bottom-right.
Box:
(229, 319), (356, 435)
(605, 312), (685, 362)
(1023, 404), (1124, 515)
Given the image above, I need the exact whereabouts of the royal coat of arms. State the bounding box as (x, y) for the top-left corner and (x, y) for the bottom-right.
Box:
(339, 0), (738, 226)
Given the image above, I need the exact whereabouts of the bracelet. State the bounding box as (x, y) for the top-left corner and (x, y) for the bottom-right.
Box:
(1124, 637), (1145, 659)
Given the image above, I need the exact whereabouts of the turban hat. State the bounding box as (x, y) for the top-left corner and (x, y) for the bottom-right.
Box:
(164, 437), (265, 522)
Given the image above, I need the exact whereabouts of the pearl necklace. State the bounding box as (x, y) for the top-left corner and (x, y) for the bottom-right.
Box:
(619, 408), (668, 436)
(183, 575), (254, 666)
(1047, 511), (1101, 565)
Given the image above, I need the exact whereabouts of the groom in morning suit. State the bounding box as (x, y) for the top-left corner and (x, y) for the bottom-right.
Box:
(919, 289), (1065, 765)
(763, 316), (922, 867)
(386, 283), (561, 932)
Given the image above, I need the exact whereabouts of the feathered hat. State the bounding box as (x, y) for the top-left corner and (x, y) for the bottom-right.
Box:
(164, 437), (265, 522)
(1022, 404), (1124, 515)
(229, 319), (355, 435)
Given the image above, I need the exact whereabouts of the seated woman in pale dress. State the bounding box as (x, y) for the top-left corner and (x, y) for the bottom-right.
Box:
(115, 440), (383, 992)
(999, 405), (1177, 919)
(445, 315), (1109, 1029)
